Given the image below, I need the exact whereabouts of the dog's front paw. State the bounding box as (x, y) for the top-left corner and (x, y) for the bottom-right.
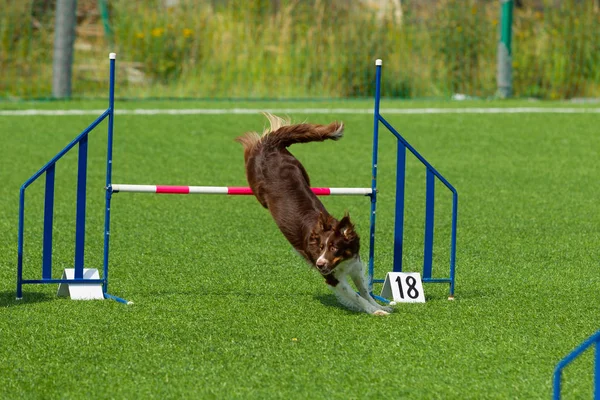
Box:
(380, 306), (393, 313)
(373, 309), (390, 316)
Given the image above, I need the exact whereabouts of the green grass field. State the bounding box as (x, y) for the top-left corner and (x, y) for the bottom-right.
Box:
(1, 100), (599, 399)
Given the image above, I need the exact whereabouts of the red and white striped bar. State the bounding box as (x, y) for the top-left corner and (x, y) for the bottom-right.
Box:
(110, 184), (372, 196)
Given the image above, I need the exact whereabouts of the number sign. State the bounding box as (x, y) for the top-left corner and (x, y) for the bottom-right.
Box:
(380, 272), (426, 303)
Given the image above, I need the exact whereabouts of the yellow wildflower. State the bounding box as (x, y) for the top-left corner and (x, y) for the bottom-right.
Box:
(183, 28), (193, 38)
(151, 27), (165, 37)
(135, 32), (144, 39)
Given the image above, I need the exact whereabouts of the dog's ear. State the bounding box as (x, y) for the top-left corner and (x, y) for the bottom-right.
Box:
(336, 213), (356, 240)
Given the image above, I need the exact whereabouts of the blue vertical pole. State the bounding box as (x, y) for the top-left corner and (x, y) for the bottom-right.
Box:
(594, 338), (600, 399)
(450, 192), (458, 296)
(103, 53), (116, 294)
(423, 169), (435, 279)
(368, 59), (383, 289)
(393, 142), (406, 272)
(16, 188), (26, 299)
(42, 165), (56, 280)
(74, 135), (88, 279)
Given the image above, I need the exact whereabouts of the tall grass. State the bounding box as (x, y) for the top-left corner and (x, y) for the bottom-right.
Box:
(0, 0), (54, 98)
(513, 1), (600, 99)
(1, 0), (599, 100)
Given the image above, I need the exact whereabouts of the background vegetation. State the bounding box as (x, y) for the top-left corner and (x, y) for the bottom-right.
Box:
(1, 0), (599, 100)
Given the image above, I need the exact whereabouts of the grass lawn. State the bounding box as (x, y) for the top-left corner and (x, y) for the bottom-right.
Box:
(1, 101), (599, 399)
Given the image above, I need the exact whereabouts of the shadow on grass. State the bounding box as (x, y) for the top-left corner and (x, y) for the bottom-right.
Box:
(134, 287), (317, 298)
(123, 287), (391, 315)
(431, 288), (488, 301)
(314, 293), (359, 315)
(0, 291), (53, 307)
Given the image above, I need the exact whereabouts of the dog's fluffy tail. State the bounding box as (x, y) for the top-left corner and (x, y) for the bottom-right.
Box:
(235, 113), (343, 159)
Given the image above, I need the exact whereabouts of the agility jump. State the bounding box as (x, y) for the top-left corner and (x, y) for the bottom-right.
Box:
(16, 54), (457, 303)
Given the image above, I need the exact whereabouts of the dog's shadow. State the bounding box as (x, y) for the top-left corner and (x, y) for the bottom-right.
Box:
(0, 291), (53, 307)
(314, 293), (362, 314)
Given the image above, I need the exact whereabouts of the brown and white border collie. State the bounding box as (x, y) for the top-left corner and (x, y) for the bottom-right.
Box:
(236, 114), (392, 315)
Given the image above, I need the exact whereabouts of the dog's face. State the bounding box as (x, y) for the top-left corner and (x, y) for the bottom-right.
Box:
(308, 213), (360, 275)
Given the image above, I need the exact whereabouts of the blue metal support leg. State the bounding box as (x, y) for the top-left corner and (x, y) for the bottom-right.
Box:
(423, 169), (435, 280)
(393, 142), (406, 273)
(42, 165), (56, 280)
(74, 135), (88, 279)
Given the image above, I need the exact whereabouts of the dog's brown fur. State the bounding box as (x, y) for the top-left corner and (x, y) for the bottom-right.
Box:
(236, 114), (352, 276)
(236, 114), (392, 315)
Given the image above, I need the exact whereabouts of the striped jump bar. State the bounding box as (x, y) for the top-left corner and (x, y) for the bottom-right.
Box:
(110, 184), (372, 196)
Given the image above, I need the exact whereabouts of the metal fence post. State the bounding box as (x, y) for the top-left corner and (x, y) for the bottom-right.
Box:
(52, 0), (78, 99)
(497, 0), (514, 98)
(98, 0), (113, 44)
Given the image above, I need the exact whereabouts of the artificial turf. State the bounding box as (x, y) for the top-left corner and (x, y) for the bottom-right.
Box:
(1, 101), (599, 399)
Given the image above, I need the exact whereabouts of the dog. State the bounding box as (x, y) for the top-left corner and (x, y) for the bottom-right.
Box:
(236, 113), (392, 315)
